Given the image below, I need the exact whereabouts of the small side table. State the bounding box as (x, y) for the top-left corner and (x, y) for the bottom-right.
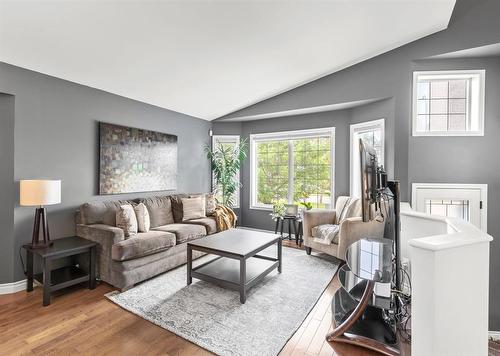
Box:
(274, 215), (303, 246)
(23, 236), (97, 306)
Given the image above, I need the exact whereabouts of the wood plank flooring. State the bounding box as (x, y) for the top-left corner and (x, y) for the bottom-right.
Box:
(0, 240), (405, 355)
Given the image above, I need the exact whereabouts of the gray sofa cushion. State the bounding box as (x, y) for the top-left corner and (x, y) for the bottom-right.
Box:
(141, 196), (174, 228)
(80, 200), (133, 226)
(184, 217), (217, 234)
(111, 230), (176, 261)
(152, 223), (206, 244)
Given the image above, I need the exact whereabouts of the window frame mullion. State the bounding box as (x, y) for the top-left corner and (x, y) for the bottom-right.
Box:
(287, 140), (294, 204)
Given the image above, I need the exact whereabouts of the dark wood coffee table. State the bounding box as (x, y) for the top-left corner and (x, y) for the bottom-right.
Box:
(187, 229), (282, 303)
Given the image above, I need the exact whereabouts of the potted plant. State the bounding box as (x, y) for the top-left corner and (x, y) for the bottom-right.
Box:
(205, 138), (248, 207)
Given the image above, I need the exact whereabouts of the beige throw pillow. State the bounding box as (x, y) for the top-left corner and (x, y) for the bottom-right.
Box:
(134, 203), (150, 232)
(116, 205), (138, 238)
(182, 196), (206, 221)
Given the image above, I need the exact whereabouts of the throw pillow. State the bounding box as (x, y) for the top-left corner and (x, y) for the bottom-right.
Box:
(205, 193), (217, 216)
(116, 204), (138, 238)
(181, 196), (206, 221)
(312, 224), (340, 245)
(134, 203), (151, 232)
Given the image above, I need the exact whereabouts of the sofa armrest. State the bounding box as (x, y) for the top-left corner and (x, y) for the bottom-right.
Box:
(76, 224), (124, 246)
(76, 224), (125, 282)
(337, 217), (385, 260)
(303, 209), (336, 244)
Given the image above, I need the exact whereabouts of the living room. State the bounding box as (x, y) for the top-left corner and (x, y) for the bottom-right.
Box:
(0, 0), (498, 355)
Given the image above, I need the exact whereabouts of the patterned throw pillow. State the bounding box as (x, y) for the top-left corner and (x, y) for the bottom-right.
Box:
(181, 196), (206, 221)
(134, 203), (150, 232)
(116, 204), (138, 238)
(205, 193), (217, 216)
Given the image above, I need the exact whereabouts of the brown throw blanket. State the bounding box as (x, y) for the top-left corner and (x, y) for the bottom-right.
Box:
(213, 204), (237, 232)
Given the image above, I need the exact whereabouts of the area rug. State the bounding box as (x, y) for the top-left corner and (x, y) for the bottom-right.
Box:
(107, 247), (340, 356)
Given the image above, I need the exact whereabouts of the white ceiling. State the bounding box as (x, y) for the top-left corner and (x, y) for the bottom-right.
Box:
(0, 0), (455, 121)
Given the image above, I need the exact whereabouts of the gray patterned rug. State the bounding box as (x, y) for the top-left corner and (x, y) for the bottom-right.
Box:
(107, 247), (340, 356)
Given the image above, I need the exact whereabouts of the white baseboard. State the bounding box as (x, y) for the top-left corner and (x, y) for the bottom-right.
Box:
(0, 279), (26, 295)
(489, 331), (500, 341)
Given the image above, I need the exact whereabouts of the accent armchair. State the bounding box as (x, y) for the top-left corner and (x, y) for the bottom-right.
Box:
(303, 196), (385, 261)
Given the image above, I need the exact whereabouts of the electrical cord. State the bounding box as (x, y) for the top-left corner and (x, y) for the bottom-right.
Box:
(19, 245), (27, 276)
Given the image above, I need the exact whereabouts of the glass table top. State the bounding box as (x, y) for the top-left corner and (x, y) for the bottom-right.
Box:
(337, 264), (392, 310)
(346, 238), (393, 283)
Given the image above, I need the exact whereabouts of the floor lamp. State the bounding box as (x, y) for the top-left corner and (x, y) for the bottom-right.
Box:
(20, 180), (61, 248)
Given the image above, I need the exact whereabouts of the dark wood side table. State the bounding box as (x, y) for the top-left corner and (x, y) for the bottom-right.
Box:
(23, 236), (97, 306)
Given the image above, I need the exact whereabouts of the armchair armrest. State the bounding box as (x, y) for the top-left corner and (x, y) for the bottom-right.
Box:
(337, 217), (385, 260)
(303, 209), (336, 243)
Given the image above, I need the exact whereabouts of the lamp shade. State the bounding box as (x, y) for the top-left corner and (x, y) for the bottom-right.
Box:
(20, 180), (61, 206)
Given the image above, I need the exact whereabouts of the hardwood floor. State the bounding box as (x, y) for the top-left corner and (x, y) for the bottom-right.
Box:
(0, 240), (403, 355)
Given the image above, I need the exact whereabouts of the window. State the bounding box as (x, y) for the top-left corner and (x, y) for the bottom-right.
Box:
(412, 183), (487, 232)
(412, 70), (485, 136)
(211, 135), (240, 208)
(350, 119), (385, 197)
(250, 128), (335, 210)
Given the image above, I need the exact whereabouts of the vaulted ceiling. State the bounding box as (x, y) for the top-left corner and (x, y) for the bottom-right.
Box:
(0, 0), (455, 120)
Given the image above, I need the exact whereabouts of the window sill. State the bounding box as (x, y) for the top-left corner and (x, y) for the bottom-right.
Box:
(249, 205), (273, 211)
(412, 130), (484, 137)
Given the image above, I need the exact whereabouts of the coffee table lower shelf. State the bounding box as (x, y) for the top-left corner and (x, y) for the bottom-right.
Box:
(191, 256), (279, 303)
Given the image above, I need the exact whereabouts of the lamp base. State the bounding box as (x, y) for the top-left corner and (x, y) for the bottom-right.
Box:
(28, 241), (54, 249)
(31, 207), (53, 248)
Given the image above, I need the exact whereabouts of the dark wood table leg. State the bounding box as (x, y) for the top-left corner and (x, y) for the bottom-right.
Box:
(277, 238), (282, 273)
(187, 244), (192, 285)
(280, 217), (284, 237)
(26, 250), (33, 292)
(287, 218), (292, 239)
(274, 218), (280, 234)
(292, 219), (298, 245)
(89, 246), (96, 289)
(239, 258), (246, 303)
(42, 258), (51, 306)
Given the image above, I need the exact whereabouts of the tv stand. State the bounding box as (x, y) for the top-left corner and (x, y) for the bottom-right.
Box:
(327, 238), (400, 355)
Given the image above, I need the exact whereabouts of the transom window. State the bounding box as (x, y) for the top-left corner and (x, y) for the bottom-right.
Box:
(412, 70), (485, 136)
(250, 128), (335, 210)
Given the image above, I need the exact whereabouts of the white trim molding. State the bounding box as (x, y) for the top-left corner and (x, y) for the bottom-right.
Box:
(0, 279), (27, 295)
(412, 69), (485, 137)
(411, 183), (487, 232)
(249, 127), (335, 210)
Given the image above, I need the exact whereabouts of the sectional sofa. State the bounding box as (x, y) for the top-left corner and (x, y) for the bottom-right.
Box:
(76, 194), (216, 290)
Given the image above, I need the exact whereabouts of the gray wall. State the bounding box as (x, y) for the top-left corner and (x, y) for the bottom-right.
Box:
(213, 99), (395, 232)
(0, 62), (212, 283)
(214, 0), (500, 329)
(0, 94), (15, 283)
(409, 56), (500, 326)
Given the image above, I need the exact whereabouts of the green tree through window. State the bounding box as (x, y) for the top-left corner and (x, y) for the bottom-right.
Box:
(253, 130), (334, 209)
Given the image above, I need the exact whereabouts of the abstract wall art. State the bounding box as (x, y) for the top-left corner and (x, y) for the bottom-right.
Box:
(99, 122), (177, 194)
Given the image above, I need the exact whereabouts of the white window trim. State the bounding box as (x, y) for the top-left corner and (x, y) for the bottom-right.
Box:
(411, 183), (487, 232)
(412, 69), (485, 137)
(249, 127), (335, 211)
(349, 118), (385, 196)
(212, 135), (240, 208)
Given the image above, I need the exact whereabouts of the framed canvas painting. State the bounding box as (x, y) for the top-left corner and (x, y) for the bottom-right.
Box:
(99, 122), (177, 194)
